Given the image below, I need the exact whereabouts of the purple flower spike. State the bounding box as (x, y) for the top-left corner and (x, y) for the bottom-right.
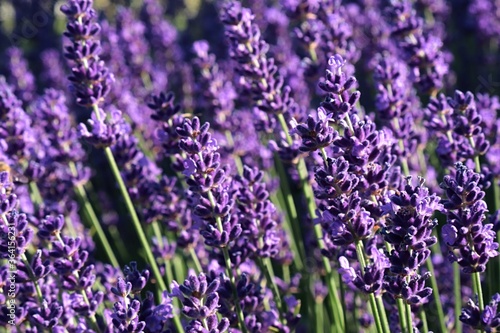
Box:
(232, 165), (290, 262)
(111, 277), (132, 298)
(28, 300), (64, 329)
(292, 108), (338, 152)
(460, 293), (500, 332)
(440, 163), (499, 273)
(111, 299), (146, 332)
(0, 211), (33, 258)
(381, 177), (441, 305)
(37, 215), (66, 240)
(123, 262), (150, 294)
(171, 273), (229, 330)
(329, 54), (347, 75)
(62, 0), (114, 108)
(78, 108), (128, 148)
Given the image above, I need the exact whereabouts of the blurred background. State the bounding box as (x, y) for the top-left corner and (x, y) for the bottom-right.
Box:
(0, 0), (498, 103)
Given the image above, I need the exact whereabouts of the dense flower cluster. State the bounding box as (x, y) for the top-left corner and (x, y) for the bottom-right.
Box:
(1, 0), (500, 332)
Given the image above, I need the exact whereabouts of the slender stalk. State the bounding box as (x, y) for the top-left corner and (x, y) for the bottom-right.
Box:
(152, 221), (174, 287)
(454, 263), (462, 333)
(383, 242), (407, 333)
(425, 258), (447, 333)
(295, 146), (344, 331)
(355, 241), (384, 333)
(28, 182), (43, 207)
(339, 279), (348, 332)
(405, 302), (413, 333)
(258, 257), (284, 317)
(72, 176), (120, 268)
(100, 145), (165, 288)
(94, 128), (184, 333)
(472, 272), (484, 310)
(315, 296), (325, 333)
(173, 255), (186, 282)
(468, 137), (481, 174)
(274, 155), (306, 269)
(224, 130), (243, 175)
(282, 263), (290, 284)
(189, 247), (203, 274)
(82, 182), (129, 258)
(271, 188), (304, 270)
(64, 216), (77, 238)
(352, 294), (359, 333)
(420, 307), (429, 333)
(396, 298), (408, 333)
(376, 295), (390, 333)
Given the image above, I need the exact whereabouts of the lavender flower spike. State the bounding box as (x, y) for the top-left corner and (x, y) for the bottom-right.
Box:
(440, 162), (499, 273)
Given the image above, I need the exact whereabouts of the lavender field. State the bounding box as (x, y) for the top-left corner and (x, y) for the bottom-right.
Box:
(0, 0), (500, 332)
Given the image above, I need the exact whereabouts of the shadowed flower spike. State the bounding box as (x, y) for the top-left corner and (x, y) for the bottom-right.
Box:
(460, 293), (500, 331)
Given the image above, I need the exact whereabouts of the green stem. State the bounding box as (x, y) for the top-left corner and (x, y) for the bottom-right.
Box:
(472, 272), (484, 310)
(376, 295), (390, 333)
(384, 242), (407, 332)
(189, 247), (203, 274)
(468, 137), (481, 173)
(258, 257), (284, 317)
(315, 297), (325, 333)
(355, 241), (384, 333)
(98, 141), (184, 333)
(392, 117), (410, 176)
(405, 302), (413, 333)
(352, 294), (359, 333)
(425, 258), (447, 333)
(454, 263), (462, 333)
(173, 255), (186, 283)
(73, 179), (120, 268)
(101, 146), (164, 288)
(271, 189), (304, 271)
(28, 182), (43, 208)
(152, 221), (174, 286)
(224, 130), (243, 175)
(397, 298), (408, 333)
(274, 156), (306, 269)
(21, 255), (44, 305)
(420, 307), (429, 333)
(282, 263), (290, 284)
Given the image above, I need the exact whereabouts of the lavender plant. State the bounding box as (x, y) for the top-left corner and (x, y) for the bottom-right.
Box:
(0, 0), (499, 332)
